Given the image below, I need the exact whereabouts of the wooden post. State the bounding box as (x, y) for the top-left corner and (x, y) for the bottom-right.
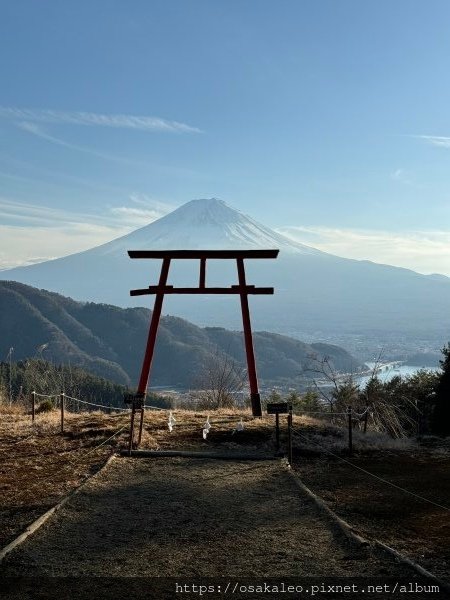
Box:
(31, 391), (36, 423)
(275, 413), (280, 451)
(60, 392), (65, 434)
(128, 405), (136, 455)
(287, 407), (293, 465)
(347, 406), (353, 455)
(137, 408), (145, 446)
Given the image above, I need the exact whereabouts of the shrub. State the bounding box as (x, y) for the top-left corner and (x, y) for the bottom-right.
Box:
(36, 399), (54, 413)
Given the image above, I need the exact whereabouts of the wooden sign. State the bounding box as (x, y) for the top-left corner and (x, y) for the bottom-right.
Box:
(267, 402), (290, 414)
(124, 392), (145, 408)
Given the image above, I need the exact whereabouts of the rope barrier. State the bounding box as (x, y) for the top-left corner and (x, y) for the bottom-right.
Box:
(63, 395), (130, 412)
(294, 411), (348, 416)
(290, 427), (450, 512)
(213, 418), (253, 425)
(84, 425), (128, 455)
(34, 393), (59, 399)
(293, 408), (371, 422)
(352, 407), (371, 419)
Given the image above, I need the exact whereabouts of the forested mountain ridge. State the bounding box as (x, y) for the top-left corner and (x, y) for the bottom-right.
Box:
(0, 281), (364, 387)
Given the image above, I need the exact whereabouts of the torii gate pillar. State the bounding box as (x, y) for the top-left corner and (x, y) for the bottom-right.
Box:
(236, 257), (261, 416)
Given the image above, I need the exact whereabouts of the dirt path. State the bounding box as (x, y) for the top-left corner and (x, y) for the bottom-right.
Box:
(1, 456), (424, 582)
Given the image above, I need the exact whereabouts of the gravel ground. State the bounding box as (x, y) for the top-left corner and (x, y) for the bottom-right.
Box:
(3, 458), (420, 577)
(1, 457), (424, 581)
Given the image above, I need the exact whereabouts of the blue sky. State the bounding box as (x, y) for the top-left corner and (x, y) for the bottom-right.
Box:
(1, 0), (450, 273)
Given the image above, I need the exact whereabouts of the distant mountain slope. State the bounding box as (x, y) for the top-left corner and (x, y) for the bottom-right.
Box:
(0, 281), (363, 388)
(3, 198), (449, 337)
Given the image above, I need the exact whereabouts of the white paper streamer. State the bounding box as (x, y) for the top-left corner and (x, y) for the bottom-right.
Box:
(232, 418), (244, 435)
(168, 410), (176, 432)
(202, 415), (211, 440)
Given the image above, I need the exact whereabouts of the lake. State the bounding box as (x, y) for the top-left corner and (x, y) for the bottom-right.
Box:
(357, 363), (440, 387)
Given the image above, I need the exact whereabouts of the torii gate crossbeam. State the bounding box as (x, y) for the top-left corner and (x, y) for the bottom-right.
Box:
(125, 249), (279, 451)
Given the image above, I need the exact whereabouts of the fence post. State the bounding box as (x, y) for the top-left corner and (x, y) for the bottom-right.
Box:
(31, 391), (36, 423)
(128, 405), (136, 455)
(287, 407), (293, 465)
(347, 406), (353, 456)
(275, 412), (280, 451)
(363, 408), (368, 434)
(60, 391), (65, 434)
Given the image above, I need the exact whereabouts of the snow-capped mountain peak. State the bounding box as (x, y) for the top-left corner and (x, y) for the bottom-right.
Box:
(99, 198), (321, 255)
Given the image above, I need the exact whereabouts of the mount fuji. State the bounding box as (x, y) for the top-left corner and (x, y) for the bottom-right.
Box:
(2, 198), (450, 343)
(76, 197), (321, 255)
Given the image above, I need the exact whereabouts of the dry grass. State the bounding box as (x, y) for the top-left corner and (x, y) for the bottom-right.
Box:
(0, 404), (278, 548)
(0, 406), (127, 548)
(291, 415), (417, 455)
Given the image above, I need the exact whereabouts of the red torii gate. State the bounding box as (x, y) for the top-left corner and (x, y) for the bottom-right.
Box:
(125, 249), (279, 450)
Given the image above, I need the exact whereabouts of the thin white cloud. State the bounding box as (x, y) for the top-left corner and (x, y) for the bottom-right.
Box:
(0, 106), (202, 134)
(0, 197), (120, 228)
(0, 195), (173, 268)
(14, 122), (207, 179)
(0, 223), (131, 270)
(0, 195), (174, 229)
(110, 206), (161, 228)
(277, 225), (450, 276)
(109, 193), (173, 225)
(17, 121), (138, 163)
(129, 194), (174, 213)
(391, 168), (412, 184)
(414, 135), (450, 148)
(128, 193), (173, 211)
(0, 197), (133, 268)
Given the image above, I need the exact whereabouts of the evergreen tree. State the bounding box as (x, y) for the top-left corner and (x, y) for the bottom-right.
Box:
(288, 390), (321, 413)
(432, 343), (450, 436)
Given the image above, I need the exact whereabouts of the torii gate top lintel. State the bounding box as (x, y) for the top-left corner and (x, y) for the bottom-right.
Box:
(128, 249), (279, 259)
(126, 249), (278, 450)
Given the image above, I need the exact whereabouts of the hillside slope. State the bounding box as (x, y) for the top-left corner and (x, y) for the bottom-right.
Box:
(0, 281), (363, 387)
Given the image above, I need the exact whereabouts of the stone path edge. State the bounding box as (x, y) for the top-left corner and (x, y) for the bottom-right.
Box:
(0, 454), (116, 564)
(121, 450), (278, 460)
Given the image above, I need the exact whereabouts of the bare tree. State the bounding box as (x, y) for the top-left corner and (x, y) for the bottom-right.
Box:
(303, 353), (358, 413)
(193, 348), (248, 409)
